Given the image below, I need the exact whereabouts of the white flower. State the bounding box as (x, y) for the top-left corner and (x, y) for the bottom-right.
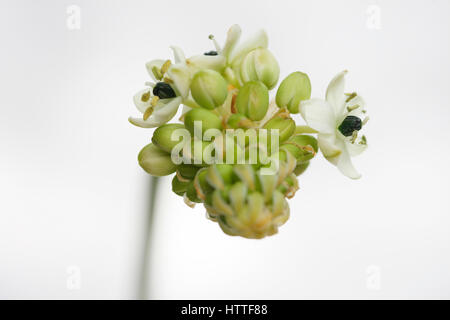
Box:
(209, 24), (269, 86)
(166, 46), (226, 99)
(129, 25), (270, 129)
(129, 47), (225, 128)
(299, 71), (369, 179)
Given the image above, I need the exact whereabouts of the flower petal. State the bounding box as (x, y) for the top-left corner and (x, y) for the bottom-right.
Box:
(299, 98), (336, 134)
(346, 139), (367, 157)
(336, 141), (361, 179)
(170, 46), (186, 63)
(133, 88), (152, 114)
(187, 54), (226, 72)
(229, 29), (268, 64)
(222, 24), (242, 61)
(129, 97), (182, 128)
(326, 70), (347, 117)
(345, 95), (367, 119)
(145, 59), (165, 81)
(166, 64), (191, 98)
(317, 133), (342, 161)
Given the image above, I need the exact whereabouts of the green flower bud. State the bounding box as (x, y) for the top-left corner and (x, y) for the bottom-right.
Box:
(294, 161), (310, 176)
(235, 81), (269, 121)
(190, 69), (228, 109)
(262, 117), (296, 143)
(172, 175), (190, 196)
(240, 48), (280, 89)
(206, 164), (234, 190)
(275, 71), (311, 113)
(184, 108), (223, 139)
(186, 181), (202, 203)
(195, 168), (214, 196)
(187, 138), (214, 166)
(226, 113), (253, 129)
(152, 123), (185, 153)
(177, 164), (200, 180)
(138, 143), (176, 176)
(280, 134), (318, 163)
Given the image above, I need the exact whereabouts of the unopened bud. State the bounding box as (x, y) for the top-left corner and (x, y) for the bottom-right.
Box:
(190, 69), (228, 109)
(172, 174), (190, 196)
(275, 72), (311, 113)
(263, 117), (296, 143)
(227, 113), (253, 129)
(206, 164), (234, 190)
(186, 181), (202, 203)
(138, 143), (176, 176)
(293, 161), (310, 176)
(177, 164), (200, 180)
(184, 108), (223, 139)
(240, 48), (280, 89)
(152, 123), (185, 153)
(235, 81), (269, 121)
(280, 134), (318, 163)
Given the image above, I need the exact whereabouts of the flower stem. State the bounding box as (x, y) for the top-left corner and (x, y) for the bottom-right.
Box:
(137, 176), (159, 300)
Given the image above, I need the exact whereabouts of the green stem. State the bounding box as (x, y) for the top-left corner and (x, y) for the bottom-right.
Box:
(137, 176), (159, 300)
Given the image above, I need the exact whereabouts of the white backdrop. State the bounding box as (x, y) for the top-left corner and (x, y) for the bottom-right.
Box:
(1, 0), (450, 299)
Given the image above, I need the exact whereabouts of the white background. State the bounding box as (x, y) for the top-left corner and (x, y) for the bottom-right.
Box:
(1, 0), (450, 299)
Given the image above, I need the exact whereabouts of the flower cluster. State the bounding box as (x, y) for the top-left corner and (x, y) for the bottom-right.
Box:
(129, 25), (369, 239)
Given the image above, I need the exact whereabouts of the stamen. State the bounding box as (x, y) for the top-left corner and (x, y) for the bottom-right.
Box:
(362, 116), (370, 125)
(347, 104), (360, 112)
(163, 77), (174, 84)
(141, 91), (150, 102)
(359, 135), (367, 145)
(151, 66), (163, 80)
(345, 92), (357, 102)
(160, 60), (172, 74)
(208, 34), (221, 52)
(143, 107), (153, 121)
(151, 95), (159, 107)
(351, 130), (358, 143)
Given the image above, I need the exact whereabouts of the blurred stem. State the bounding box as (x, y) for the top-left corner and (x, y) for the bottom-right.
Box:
(138, 176), (159, 300)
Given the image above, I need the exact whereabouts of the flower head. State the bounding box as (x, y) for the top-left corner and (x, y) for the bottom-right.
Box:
(299, 71), (369, 179)
(129, 25), (370, 239)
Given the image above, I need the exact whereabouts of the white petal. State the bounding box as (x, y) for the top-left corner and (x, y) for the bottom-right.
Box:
(181, 105), (192, 115)
(326, 70), (347, 117)
(346, 139), (367, 157)
(170, 46), (186, 63)
(229, 29), (268, 64)
(145, 59), (165, 81)
(299, 98), (336, 134)
(345, 95), (367, 119)
(128, 97), (182, 128)
(222, 24), (242, 61)
(187, 54), (226, 72)
(317, 133), (342, 162)
(166, 64), (191, 99)
(133, 88), (152, 114)
(336, 141), (361, 179)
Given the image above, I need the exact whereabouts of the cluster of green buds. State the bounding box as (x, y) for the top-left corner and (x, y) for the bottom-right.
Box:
(130, 25), (369, 238)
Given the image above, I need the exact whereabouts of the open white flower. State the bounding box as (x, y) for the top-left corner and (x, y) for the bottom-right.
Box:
(299, 71), (369, 179)
(166, 46), (226, 99)
(208, 24), (269, 86)
(129, 46), (226, 128)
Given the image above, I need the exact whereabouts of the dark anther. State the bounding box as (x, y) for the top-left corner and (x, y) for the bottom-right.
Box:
(152, 82), (176, 99)
(204, 51), (218, 56)
(338, 115), (362, 137)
